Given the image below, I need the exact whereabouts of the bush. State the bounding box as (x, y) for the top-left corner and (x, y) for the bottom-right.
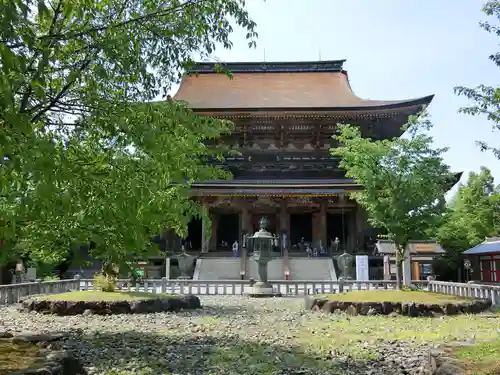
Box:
(43, 274), (60, 281)
(93, 273), (117, 292)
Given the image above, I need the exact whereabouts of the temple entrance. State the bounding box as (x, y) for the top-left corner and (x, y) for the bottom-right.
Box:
(327, 212), (349, 252)
(290, 213), (313, 247)
(217, 213), (239, 251)
(186, 218), (202, 250)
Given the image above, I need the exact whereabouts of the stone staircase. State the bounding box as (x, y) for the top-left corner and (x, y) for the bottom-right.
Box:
(288, 258), (337, 281)
(193, 256), (335, 281)
(193, 258), (241, 280)
(246, 258), (286, 280)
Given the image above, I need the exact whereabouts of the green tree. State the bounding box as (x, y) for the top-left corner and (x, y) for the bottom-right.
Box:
(435, 167), (500, 280)
(332, 115), (454, 288)
(455, 0), (500, 157)
(0, 0), (258, 272)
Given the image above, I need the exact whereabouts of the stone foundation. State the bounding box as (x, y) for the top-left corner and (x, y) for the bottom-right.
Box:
(305, 297), (492, 317)
(21, 295), (201, 316)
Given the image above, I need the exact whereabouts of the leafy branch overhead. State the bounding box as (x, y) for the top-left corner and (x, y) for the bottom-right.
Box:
(0, 0), (257, 267)
(455, 0), (500, 157)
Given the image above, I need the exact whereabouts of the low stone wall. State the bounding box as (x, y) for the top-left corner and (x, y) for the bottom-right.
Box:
(20, 295), (201, 316)
(305, 297), (492, 317)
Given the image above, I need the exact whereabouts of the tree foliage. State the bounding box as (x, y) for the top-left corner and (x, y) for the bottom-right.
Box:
(332, 114), (454, 287)
(434, 167), (500, 278)
(455, 0), (500, 157)
(0, 0), (258, 269)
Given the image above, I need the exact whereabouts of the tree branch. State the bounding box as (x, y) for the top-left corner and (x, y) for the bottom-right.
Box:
(19, 0), (64, 113)
(40, 0), (206, 41)
(30, 58), (92, 123)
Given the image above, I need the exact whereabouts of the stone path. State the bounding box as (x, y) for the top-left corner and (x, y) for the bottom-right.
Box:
(1, 296), (439, 375)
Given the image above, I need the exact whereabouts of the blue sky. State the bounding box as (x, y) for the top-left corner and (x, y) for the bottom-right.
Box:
(177, 0), (500, 192)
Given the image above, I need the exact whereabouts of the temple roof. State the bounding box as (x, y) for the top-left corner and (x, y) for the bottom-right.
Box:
(376, 240), (446, 255)
(463, 238), (500, 255)
(192, 172), (463, 190)
(174, 60), (434, 112)
(191, 178), (360, 196)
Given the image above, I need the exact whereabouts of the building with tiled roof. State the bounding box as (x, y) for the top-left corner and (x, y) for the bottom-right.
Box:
(464, 238), (500, 283)
(161, 59), (459, 281)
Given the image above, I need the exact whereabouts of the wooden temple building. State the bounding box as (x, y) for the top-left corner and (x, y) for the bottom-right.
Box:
(174, 59), (439, 259)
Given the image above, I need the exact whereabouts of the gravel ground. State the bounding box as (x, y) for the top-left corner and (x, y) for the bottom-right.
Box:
(0, 296), (467, 375)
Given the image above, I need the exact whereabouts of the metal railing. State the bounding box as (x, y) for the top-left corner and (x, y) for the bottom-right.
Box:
(1, 277), (499, 306)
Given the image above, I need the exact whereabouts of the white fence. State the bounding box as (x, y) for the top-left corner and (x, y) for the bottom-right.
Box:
(0, 277), (499, 306)
(429, 280), (500, 306)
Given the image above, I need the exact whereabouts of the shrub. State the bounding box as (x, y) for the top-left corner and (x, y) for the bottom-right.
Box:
(93, 273), (117, 292)
(43, 274), (60, 281)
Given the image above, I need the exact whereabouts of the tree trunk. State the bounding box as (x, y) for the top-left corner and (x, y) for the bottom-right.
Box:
(395, 257), (402, 290)
(395, 244), (405, 290)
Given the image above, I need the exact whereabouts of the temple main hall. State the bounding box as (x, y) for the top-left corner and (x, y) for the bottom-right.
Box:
(173, 59), (435, 257)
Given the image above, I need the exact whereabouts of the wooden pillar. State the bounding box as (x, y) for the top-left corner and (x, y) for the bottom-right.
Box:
(210, 211), (218, 251)
(201, 202), (209, 253)
(412, 261), (420, 281)
(279, 201), (289, 249)
(279, 201), (289, 232)
(355, 205), (365, 252)
(319, 199), (327, 250)
(241, 207), (252, 235)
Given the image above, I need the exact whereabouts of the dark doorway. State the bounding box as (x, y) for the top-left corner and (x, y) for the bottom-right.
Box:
(217, 213), (239, 251)
(327, 212), (349, 251)
(290, 213), (312, 246)
(187, 218), (202, 250)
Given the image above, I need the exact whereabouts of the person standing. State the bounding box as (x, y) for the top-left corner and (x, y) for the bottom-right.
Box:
(232, 240), (239, 257)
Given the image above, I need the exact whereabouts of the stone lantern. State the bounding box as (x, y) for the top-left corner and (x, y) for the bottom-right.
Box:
(177, 247), (195, 279)
(246, 216), (281, 297)
(337, 250), (354, 280)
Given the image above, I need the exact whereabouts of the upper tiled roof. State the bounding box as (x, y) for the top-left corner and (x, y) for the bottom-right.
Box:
(173, 60), (434, 110)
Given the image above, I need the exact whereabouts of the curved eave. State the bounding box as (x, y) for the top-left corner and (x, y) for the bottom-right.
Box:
(446, 172), (463, 191)
(188, 95), (434, 115)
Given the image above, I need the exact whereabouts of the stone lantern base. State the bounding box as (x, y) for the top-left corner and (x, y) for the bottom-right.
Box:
(245, 281), (283, 298)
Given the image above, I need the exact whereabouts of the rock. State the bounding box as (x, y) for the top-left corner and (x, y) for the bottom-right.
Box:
(82, 309), (93, 316)
(435, 362), (465, 375)
(12, 332), (67, 344)
(345, 305), (358, 316)
(367, 308), (378, 316)
(0, 330), (13, 338)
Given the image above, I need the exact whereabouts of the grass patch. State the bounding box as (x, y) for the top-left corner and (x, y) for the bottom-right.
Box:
(452, 339), (500, 375)
(0, 339), (42, 375)
(295, 313), (500, 358)
(37, 291), (178, 301)
(322, 290), (470, 303)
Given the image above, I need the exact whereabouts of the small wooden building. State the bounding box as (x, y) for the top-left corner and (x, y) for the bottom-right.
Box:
(463, 237), (500, 283)
(375, 240), (445, 280)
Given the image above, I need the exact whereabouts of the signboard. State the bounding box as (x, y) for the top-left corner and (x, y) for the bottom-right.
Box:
(355, 255), (370, 281)
(414, 244), (435, 252)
